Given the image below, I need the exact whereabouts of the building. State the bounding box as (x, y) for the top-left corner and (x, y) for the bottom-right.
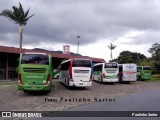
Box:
(0, 45), (105, 80)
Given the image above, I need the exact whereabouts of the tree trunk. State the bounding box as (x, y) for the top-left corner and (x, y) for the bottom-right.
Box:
(111, 50), (113, 60)
(19, 25), (23, 54)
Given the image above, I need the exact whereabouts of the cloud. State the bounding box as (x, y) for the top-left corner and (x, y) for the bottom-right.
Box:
(128, 30), (160, 45)
(0, 0), (160, 58)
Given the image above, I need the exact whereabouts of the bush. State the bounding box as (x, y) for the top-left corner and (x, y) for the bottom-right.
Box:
(152, 69), (160, 74)
(151, 74), (160, 80)
(152, 74), (160, 78)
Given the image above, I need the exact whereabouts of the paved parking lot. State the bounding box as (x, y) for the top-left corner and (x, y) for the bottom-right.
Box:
(0, 80), (160, 111)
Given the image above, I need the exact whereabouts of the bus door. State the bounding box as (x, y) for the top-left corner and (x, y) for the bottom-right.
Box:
(118, 64), (123, 82)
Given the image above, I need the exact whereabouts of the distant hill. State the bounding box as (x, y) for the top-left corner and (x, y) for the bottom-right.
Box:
(33, 48), (82, 56)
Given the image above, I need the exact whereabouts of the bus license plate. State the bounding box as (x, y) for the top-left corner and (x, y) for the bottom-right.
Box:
(31, 86), (36, 89)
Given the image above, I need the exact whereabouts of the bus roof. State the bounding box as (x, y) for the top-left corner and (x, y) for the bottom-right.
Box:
(61, 58), (92, 64)
(93, 63), (104, 66)
(23, 52), (48, 55)
(137, 66), (143, 67)
(72, 58), (91, 61)
(143, 66), (151, 67)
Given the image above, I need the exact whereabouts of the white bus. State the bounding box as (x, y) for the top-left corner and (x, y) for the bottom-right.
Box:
(92, 62), (119, 83)
(118, 63), (137, 83)
(59, 58), (92, 87)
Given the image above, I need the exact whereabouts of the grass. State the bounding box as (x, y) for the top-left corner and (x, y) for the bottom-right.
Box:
(152, 74), (160, 78)
(0, 79), (58, 86)
(151, 74), (160, 81)
(0, 81), (18, 86)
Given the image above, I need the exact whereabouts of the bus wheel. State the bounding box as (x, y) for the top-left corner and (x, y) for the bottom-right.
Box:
(101, 77), (103, 83)
(65, 80), (67, 86)
(98, 77), (101, 83)
(23, 90), (27, 93)
(67, 78), (70, 86)
(47, 89), (51, 93)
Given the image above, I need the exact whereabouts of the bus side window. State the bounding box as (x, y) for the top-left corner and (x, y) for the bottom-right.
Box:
(137, 68), (140, 72)
(94, 64), (102, 72)
(119, 65), (122, 72)
(61, 61), (70, 70)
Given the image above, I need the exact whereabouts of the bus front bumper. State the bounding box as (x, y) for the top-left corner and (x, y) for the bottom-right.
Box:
(103, 78), (118, 82)
(122, 79), (137, 82)
(69, 82), (92, 87)
(142, 76), (151, 80)
(18, 84), (51, 91)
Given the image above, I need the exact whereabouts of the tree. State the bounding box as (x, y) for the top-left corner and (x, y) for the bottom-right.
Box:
(108, 43), (116, 60)
(112, 51), (146, 64)
(148, 43), (160, 64)
(0, 2), (34, 53)
(138, 58), (154, 67)
(148, 43), (160, 73)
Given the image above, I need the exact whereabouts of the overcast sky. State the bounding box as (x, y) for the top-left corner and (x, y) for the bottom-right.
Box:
(0, 0), (160, 61)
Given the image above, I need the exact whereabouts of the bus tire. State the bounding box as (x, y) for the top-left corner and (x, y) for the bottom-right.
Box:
(67, 78), (70, 86)
(98, 77), (100, 82)
(65, 80), (67, 86)
(101, 77), (103, 83)
(47, 89), (51, 93)
(57, 75), (59, 79)
(98, 77), (101, 83)
(23, 90), (27, 93)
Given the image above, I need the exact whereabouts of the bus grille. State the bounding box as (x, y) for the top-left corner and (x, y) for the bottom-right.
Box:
(106, 71), (116, 73)
(74, 70), (89, 73)
(23, 68), (46, 73)
(144, 71), (151, 73)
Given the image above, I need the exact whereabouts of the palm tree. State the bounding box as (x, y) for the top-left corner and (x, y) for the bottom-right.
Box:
(0, 2), (34, 54)
(108, 43), (116, 60)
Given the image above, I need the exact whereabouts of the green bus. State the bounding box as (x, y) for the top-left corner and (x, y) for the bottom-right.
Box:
(137, 66), (152, 80)
(52, 68), (60, 79)
(18, 52), (52, 92)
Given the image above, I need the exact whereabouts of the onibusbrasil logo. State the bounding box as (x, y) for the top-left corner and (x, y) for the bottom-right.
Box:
(1, 112), (42, 117)
(126, 65), (134, 69)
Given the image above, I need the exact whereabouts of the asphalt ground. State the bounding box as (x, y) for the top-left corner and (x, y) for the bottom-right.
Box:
(0, 79), (160, 120)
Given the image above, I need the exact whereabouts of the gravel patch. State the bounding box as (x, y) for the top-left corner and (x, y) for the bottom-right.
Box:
(0, 80), (160, 111)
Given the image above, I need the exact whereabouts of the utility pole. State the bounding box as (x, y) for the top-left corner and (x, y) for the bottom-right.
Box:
(76, 36), (80, 54)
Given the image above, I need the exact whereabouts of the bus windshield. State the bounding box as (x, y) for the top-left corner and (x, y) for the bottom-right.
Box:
(72, 60), (91, 67)
(143, 66), (151, 70)
(137, 67), (142, 72)
(21, 54), (49, 65)
(105, 63), (118, 68)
